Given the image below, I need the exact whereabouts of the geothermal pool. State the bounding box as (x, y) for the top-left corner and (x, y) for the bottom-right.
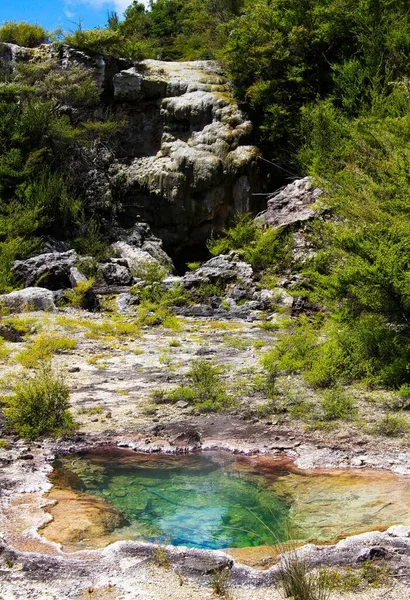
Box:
(48, 449), (410, 550)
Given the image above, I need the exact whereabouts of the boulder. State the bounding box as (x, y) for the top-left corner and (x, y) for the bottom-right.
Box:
(116, 292), (140, 313)
(12, 250), (78, 290)
(111, 242), (158, 275)
(111, 222), (175, 272)
(100, 261), (133, 286)
(69, 267), (88, 288)
(182, 254), (254, 288)
(257, 177), (323, 229)
(0, 288), (56, 312)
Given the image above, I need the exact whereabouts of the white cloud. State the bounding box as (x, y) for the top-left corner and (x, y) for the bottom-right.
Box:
(66, 0), (150, 16)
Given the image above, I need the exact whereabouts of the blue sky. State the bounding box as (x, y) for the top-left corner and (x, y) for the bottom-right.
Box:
(1, 0), (150, 32)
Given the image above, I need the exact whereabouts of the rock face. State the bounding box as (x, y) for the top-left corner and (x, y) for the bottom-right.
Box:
(1, 44), (261, 255)
(111, 60), (261, 249)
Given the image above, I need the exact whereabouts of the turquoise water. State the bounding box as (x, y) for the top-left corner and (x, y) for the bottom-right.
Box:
(52, 448), (410, 550)
(52, 449), (292, 549)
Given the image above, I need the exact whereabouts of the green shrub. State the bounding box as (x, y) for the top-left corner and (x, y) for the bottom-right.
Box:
(64, 28), (153, 61)
(132, 259), (168, 286)
(162, 359), (234, 412)
(262, 316), (318, 377)
(2, 366), (75, 438)
(320, 388), (356, 421)
(0, 21), (48, 47)
(207, 214), (293, 273)
(207, 213), (259, 256)
(375, 413), (410, 437)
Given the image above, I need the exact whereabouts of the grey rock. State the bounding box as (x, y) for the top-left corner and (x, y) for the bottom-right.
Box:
(101, 261), (133, 286)
(175, 400), (189, 409)
(356, 546), (388, 562)
(0, 324), (23, 343)
(116, 293), (140, 313)
(0, 288), (56, 312)
(12, 250), (78, 290)
(42, 237), (71, 254)
(257, 177), (323, 229)
(182, 254), (253, 288)
(69, 267), (87, 288)
(112, 59), (260, 249)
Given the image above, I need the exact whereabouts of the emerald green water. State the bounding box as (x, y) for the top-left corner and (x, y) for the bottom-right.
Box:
(51, 448), (410, 550)
(52, 450), (292, 549)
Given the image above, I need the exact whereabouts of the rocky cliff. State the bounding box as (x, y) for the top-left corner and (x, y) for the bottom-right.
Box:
(0, 43), (260, 256)
(110, 60), (260, 252)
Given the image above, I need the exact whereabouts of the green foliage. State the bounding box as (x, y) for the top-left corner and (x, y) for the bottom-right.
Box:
(0, 51), (120, 292)
(65, 279), (95, 309)
(208, 213), (293, 273)
(162, 358), (234, 412)
(207, 213), (259, 256)
(375, 412), (410, 437)
(320, 388), (356, 421)
(132, 260), (168, 286)
(0, 21), (48, 47)
(64, 27), (156, 61)
(2, 365), (75, 439)
(16, 334), (77, 368)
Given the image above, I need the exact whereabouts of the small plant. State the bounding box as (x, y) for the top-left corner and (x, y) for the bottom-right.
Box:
(320, 387), (356, 421)
(278, 548), (330, 600)
(4, 554), (15, 569)
(0, 439), (8, 449)
(16, 334), (77, 368)
(132, 260), (168, 285)
(66, 279), (95, 309)
(152, 542), (170, 569)
(210, 565), (232, 598)
(224, 336), (249, 350)
(169, 339), (181, 347)
(167, 385), (197, 404)
(186, 261), (201, 270)
(2, 365), (75, 439)
(375, 412), (410, 437)
(78, 405), (104, 416)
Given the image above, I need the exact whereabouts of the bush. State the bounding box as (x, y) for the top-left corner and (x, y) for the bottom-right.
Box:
(320, 388), (356, 421)
(0, 21), (48, 47)
(208, 214), (293, 273)
(162, 359), (235, 412)
(375, 413), (410, 437)
(2, 366), (75, 438)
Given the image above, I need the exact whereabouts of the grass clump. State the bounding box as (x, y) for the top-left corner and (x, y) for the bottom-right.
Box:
(16, 334), (77, 368)
(2, 365), (75, 439)
(375, 413), (410, 437)
(278, 548), (330, 600)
